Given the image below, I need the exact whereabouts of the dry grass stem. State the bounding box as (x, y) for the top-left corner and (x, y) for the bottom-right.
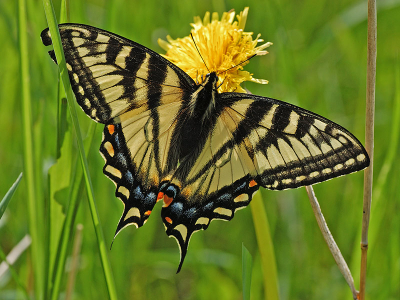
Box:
(359, 0), (377, 299)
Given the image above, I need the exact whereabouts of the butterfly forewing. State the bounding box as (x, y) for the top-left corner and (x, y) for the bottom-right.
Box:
(41, 24), (194, 123)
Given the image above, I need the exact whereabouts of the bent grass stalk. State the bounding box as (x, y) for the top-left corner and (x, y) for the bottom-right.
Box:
(0, 173), (23, 219)
(42, 0), (118, 299)
(0, 237), (31, 300)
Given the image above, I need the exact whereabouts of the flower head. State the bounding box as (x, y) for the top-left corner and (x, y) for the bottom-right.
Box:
(158, 7), (272, 93)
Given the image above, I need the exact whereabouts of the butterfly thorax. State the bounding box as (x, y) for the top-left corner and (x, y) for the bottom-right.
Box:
(188, 72), (219, 121)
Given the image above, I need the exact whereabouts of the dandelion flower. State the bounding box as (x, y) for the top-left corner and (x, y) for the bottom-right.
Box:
(158, 7), (272, 93)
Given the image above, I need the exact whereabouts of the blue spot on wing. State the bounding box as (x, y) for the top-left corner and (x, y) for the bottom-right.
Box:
(116, 153), (127, 167)
(234, 181), (247, 193)
(132, 185), (144, 201)
(204, 202), (213, 210)
(216, 193), (232, 203)
(144, 192), (157, 205)
(184, 207), (197, 218)
(125, 171), (134, 185)
(170, 202), (183, 215)
(114, 132), (121, 148)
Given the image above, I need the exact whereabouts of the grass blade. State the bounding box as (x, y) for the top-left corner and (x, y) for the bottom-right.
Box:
(0, 173), (23, 219)
(242, 244), (253, 300)
(18, 0), (45, 297)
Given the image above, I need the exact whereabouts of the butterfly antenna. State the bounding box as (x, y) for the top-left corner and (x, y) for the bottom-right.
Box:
(191, 33), (210, 73)
(217, 76), (226, 90)
(217, 54), (257, 76)
(215, 54), (257, 91)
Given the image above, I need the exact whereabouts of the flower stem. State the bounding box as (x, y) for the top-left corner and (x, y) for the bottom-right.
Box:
(250, 191), (280, 300)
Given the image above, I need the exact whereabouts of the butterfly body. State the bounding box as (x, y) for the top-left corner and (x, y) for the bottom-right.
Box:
(41, 24), (369, 272)
(166, 72), (220, 177)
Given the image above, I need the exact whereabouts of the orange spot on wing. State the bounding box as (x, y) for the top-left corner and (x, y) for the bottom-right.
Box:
(163, 195), (173, 207)
(249, 180), (257, 187)
(157, 192), (164, 202)
(165, 217), (172, 224)
(108, 124), (115, 135)
(144, 210), (152, 216)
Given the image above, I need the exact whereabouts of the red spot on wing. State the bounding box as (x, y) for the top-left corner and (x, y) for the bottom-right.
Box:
(163, 195), (173, 207)
(144, 210), (152, 216)
(165, 217), (173, 224)
(108, 124), (115, 135)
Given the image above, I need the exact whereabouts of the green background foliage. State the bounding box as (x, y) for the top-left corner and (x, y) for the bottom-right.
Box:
(0, 0), (399, 299)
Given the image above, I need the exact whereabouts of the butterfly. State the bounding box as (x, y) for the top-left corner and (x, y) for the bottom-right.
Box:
(41, 23), (369, 272)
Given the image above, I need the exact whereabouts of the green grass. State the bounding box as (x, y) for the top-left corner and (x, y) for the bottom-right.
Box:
(0, 0), (399, 299)
(242, 244), (253, 300)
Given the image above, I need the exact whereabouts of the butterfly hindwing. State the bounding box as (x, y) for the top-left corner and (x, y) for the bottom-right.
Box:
(100, 123), (159, 230)
(100, 100), (186, 233)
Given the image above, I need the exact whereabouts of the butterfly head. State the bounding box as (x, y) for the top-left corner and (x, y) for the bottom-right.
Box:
(202, 72), (219, 89)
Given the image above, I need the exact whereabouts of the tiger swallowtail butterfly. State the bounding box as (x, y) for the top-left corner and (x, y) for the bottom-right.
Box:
(41, 24), (369, 272)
